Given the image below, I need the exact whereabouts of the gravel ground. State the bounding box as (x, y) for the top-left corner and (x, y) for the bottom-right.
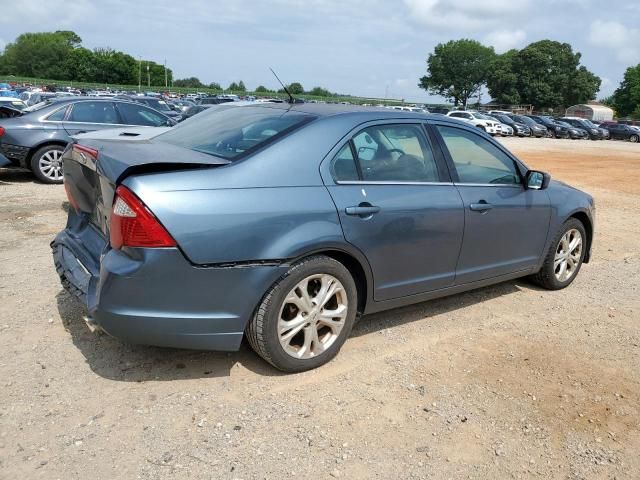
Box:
(1, 137), (639, 479)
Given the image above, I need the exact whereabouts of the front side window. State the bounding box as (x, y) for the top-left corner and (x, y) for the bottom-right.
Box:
(351, 124), (439, 182)
(117, 102), (166, 126)
(437, 125), (521, 185)
(67, 102), (119, 124)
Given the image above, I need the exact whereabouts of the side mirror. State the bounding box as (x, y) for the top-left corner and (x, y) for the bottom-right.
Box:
(526, 170), (551, 190)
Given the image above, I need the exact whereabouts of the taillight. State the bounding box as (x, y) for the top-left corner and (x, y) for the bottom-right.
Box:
(0, 126), (5, 137)
(72, 144), (98, 160)
(110, 186), (176, 249)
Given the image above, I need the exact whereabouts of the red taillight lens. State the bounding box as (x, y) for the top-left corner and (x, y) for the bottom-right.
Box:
(0, 126), (5, 137)
(110, 186), (176, 249)
(72, 144), (99, 159)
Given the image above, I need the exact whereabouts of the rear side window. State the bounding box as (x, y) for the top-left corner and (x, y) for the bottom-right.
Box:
(67, 102), (119, 124)
(331, 144), (359, 181)
(157, 106), (315, 160)
(437, 125), (521, 185)
(117, 102), (166, 126)
(46, 106), (67, 121)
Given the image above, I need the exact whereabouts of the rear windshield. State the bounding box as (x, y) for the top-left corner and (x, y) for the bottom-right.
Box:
(157, 106), (315, 160)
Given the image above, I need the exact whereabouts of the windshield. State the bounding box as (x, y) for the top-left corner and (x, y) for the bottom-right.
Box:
(157, 106), (315, 160)
(495, 114), (514, 125)
(513, 115), (536, 127)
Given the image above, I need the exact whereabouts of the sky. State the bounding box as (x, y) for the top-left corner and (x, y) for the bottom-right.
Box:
(0, 0), (639, 103)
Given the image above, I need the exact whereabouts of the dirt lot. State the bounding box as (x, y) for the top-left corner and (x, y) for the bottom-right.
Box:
(1, 138), (639, 480)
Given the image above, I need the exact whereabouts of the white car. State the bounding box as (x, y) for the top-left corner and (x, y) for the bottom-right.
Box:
(446, 110), (501, 135)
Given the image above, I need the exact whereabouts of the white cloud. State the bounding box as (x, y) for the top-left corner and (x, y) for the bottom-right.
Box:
(404, 0), (531, 31)
(483, 29), (526, 53)
(589, 20), (640, 64)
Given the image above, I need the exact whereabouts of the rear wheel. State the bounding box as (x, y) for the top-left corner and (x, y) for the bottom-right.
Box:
(30, 145), (65, 184)
(530, 219), (586, 290)
(246, 255), (358, 372)
(630, 134), (639, 143)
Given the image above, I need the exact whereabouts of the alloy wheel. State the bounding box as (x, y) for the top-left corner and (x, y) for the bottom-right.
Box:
(554, 228), (583, 282)
(38, 149), (64, 181)
(277, 274), (348, 359)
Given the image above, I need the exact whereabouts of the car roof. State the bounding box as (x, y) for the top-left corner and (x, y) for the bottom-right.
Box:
(245, 102), (444, 121)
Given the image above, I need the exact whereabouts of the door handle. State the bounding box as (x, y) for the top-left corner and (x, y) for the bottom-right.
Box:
(345, 203), (380, 217)
(469, 201), (493, 212)
(76, 130), (87, 134)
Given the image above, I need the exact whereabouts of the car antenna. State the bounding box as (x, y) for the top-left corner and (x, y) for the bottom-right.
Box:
(269, 67), (295, 104)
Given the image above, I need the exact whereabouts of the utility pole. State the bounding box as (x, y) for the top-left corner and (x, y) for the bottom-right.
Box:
(164, 59), (167, 89)
(147, 63), (150, 88)
(138, 57), (141, 92)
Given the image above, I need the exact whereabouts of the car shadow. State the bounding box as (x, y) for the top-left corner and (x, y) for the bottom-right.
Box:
(56, 279), (540, 382)
(0, 168), (35, 184)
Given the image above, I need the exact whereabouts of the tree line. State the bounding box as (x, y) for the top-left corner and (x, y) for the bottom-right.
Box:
(0, 31), (172, 86)
(419, 39), (603, 110)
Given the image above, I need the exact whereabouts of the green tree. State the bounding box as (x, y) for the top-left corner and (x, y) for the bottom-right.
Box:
(287, 82), (304, 94)
(308, 86), (331, 97)
(93, 48), (137, 84)
(237, 80), (247, 92)
(488, 40), (600, 109)
(419, 39), (496, 107)
(208, 82), (221, 90)
(610, 64), (640, 117)
(486, 49), (521, 105)
(255, 85), (269, 93)
(0, 31), (83, 79)
(62, 47), (97, 81)
(174, 77), (204, 88)
(228, 81), (239, 91)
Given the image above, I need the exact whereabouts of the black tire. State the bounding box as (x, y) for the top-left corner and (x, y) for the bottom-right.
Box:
(30, 144), (65, 184)
(246, 255), (358, 372)
(530, 218), (587, 290)
(630, 135), (639, 143)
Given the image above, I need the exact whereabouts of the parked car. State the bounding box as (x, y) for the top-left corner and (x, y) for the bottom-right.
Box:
(527, 115), (570, 138)
(490, 113), (531, 137)
(507, 115), (548, 137)
(558, 117), (604, 140)
(484, 114), (514, 136)
(116, 95), (182, 119)
(554, 120), (587, 140)
(0, 97), (176, 183)
(170, 99), (196, 113)
(600, 123), (639, 142)
(52, 104), (594, 372)
(446, 110), (501, 135)
(0, 97), (28, 117)
(198, 97), (235, 105)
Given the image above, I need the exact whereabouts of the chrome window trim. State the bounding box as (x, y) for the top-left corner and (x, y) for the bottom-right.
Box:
(453, 182), (522, 188)
(335, 180), (454, 186)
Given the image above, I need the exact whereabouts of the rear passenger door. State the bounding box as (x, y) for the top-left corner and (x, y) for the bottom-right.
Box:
(322, 122), (465, 301)
(62, 101), (121, 135)
(432, 123), (551, 284)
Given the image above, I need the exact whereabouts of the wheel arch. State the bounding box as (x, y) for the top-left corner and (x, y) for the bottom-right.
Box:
(289, 246), (373, 314)
(28, 140), (69, 164)
(568, 210), (593, 263)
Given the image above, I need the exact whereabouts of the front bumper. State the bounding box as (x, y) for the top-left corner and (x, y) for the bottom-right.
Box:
(51, 212), (288, 351)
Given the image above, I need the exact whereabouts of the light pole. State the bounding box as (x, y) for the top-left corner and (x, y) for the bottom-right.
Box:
(138, 58), (141, 93)
(147, 63), (150, 89)
(164, 59), (167, 89)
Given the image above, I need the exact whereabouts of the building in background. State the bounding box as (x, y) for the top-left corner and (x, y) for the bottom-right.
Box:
(565, 103), (614, 121)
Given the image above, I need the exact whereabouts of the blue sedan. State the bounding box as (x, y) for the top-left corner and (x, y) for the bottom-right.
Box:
(52, 104), (595, 372)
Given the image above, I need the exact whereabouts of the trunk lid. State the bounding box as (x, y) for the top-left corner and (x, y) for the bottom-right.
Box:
(63, 129), (230, 238)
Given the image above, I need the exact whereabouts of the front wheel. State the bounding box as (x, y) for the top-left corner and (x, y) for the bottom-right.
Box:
(30, 145), (65, 184)
(630, 134), (639, 143)
(246, 255), (358, 372)
(530, 219), (587, 290)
